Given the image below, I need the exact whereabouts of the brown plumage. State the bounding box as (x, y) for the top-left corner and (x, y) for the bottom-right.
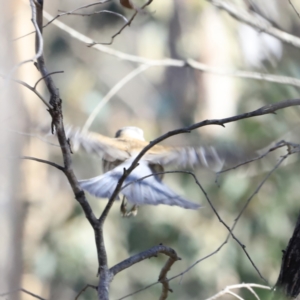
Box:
(66, 126), (227, 213)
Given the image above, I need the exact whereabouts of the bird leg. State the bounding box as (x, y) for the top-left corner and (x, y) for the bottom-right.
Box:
(120, 196), (138, 217)
(120, 196), (127, 216)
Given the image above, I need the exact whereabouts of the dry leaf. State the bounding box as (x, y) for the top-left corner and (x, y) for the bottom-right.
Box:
(120, 0), (135, 9)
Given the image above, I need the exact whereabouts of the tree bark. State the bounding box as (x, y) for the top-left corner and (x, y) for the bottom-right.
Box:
(275, 211), (300, 299)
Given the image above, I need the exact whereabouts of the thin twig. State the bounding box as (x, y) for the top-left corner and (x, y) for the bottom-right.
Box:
(7, 0), (44, 77)
(60, 10), (127, 22)
(83, 64), (149, 132)
(14, 1), (112, 41)
(217, 140), (290, 174)
(33, 70), (64, 89)
(74, 284), (97, 300)
(117, 144), (293, 300)
(288, 0), (300, 19)
(204, 283), (271, 300)
(41, 11), (300, 88)
(191, 173), (267, 281)
(96, 99), (300, 285)
(9, 129), (60, 147)
(21, 156), (65, 171)
(30, 2), (103, 297)
(0, 75), (50, 108)
(110, 244), (180, 276)
(45, 9), (127, 29)
(59, 0), (111, 14)
(88, 0), (154, 46)
(0, 288), (46, 300)
(230, 155), (287, 235)
(207, 0), (300, 49)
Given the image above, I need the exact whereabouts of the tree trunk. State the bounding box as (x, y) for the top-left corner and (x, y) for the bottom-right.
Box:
(275, 211), (300, 299)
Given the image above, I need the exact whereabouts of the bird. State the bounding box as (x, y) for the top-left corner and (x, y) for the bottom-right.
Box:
(65, 126), (228, 216)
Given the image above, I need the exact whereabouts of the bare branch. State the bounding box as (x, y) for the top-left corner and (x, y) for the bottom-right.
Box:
(75, 284), (97, 300)
(29, 2), (102, 297)
(111, 245), (180, 300)
(94, 98), (300, 291)
(1, 70), (63, 110)
(0, 288), (46, 300)
(189, 172), (268, 281)
(204, 283), (271, 300)
(25, 3), (300, 298)
(110, 244), (180, 276)
(45, 9), (127, 29)
(217, 140), (292, 175)
(116, 98), (300, 196)
(60, 10), (127, 22)
(158, 253), (179, 300)
(82, 64), (149, 132)
(33, 70), (64, 89)
(60, 0), (111, 13)
(230, 155), (287, 235)
(186, 59), (300, 88)
(289, 0), (300, 19)
(207, 0), (300, 49)
(13, 1), (113, 41)
(117, 240), (229, 300)
(0, 75), (50, 108)
(88, 0), (154, 46)
(9, 129), (60, 147)
(117, 143), (294, 299)
(41, 11), (300, 88)
(5, 0), (44, 77)
(21, 156), (65, 171)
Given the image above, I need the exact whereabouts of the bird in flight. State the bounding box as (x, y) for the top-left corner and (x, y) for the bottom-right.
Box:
(66, 126), (227, 216)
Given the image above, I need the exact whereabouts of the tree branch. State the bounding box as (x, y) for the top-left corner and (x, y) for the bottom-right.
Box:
(207, 0), (300, 49)
(0, 74), (50, 108)
(88, 0), (154, 46)
(29, 1), (104, 298)
(110, 244), (180, 300)
(205, 283), (271, 300)
(110, 244), (180, 276)
(41, 11), (300, 88)
(75, 284), (97, 300)
(0, 288), (46, 300)
(21, 156), (64, 171)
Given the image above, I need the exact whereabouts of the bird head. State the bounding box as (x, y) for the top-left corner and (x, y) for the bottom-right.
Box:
(115, 126), (145, 141)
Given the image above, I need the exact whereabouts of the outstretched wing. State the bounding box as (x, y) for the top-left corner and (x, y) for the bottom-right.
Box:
(65, 127), (130, 161)
(65, 127), (238, 172)
(79, 159), (201, 210)
(145, 145), (226, 172)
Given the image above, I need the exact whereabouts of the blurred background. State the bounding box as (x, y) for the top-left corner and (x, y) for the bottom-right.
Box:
(2, 0), (300, 299)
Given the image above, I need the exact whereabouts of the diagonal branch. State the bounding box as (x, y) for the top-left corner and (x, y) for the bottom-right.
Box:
(116, 139), (297, 300)
(110, 244), (180, 276)
(88, 0), (154, 46)
(97, 98), (300, 267)
(0, 288), (46, 300)
(41, 11), (300, 88)
(21, 156), (65, 171)
(75, 284), (97, 300)
(207, 0), (300, 49)
(289, 0), (300, 19)
(33, 70), (64, 89)
(204, 283), (271, 300)
(82, 64), (149, 132)
(0, 75), (50, 108)
(110, 244), (180, 300)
